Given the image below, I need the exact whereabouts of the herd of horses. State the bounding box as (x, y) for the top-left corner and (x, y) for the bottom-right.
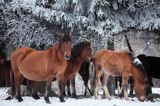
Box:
(0, 32), (160, 103)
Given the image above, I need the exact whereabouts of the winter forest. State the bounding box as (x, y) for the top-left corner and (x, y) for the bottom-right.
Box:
(0, 0), (160, 57)
(0, 0), (160, 106)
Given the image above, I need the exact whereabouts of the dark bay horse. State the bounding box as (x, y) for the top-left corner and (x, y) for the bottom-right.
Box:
(0, 56), (11, 87)
(93, 49), (148, 101)
(65, 61), (92, 97)
(58, 41), (92, 100)
(0, 55), (7, 66)
(137, 54), (160, 95)
(11, 33), (72, 103)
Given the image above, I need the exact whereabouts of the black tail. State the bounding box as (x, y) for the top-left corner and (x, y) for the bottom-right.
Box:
(124, 34), (134, 55)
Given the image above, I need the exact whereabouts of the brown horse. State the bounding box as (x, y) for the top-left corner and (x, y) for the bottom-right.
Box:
(0, 55), (6, 65)
(58, 40), (92, 100)
(0, 56), (11, 87)
(65, 61), (91, 97)
(93, 49), (148, 101)
(11, 33), (72, 103)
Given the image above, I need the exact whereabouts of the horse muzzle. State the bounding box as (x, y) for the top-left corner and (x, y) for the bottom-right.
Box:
(64, 55), (71, 60)
(138, 96), (145, 102)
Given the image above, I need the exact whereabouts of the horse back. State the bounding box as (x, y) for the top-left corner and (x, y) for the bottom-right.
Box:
(94, 50), (133, 76)
(138, 55), (160, 78)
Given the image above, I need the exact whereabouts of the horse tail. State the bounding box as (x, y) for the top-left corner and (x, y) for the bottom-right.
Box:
(124, 34), (135, 57)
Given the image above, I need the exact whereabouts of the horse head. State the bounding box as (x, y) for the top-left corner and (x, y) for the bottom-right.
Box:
(59, 32), (72, 60)
(80, 41), (92, 61)
(133, 60), (148, 102)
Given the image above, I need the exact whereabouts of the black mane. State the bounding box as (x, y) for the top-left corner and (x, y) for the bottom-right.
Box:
(70, 41), (90, 61)
(59, 31), (71, 44)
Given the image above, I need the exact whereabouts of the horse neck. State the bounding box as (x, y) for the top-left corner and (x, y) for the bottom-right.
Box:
(72, 55), (84, 66)
(51, 44), (64, 62)
(64, 55), (83, 80)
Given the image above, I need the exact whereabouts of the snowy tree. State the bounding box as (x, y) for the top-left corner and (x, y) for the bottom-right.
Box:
(1, 0), (160, 95)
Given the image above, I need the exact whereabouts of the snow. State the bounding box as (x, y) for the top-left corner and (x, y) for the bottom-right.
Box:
(0, 87), (160, 106)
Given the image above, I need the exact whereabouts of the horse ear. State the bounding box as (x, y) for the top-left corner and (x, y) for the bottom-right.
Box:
(69, 32), (72, 37)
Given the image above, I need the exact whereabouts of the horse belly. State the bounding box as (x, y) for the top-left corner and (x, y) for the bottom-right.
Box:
(19, 60), (47, 81)
(21, 71), (46, 81)
(104, 64), (122, 76)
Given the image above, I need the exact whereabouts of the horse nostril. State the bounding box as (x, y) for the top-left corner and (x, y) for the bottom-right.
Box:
(64, 55), (71, 60)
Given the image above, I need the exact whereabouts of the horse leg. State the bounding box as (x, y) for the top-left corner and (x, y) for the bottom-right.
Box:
(84, 79), (88, 96)
(71, 77), (77, 98)
(58, 74), (66, 102)
(26, 79), (32, 95)
(122, 75), (129, 100)
(146, 76), (153, 95)
(66, 80), (71, 96)
(14, 73), (24, 102)
(31, 81), (40, 100)
(93, 68), (101, 99)
(44, 78), (52, 103)
(129, 77), (134, 97)
(10, 70), (15, 97)
(58, 80), (65, 102)
(117, 81), (123, 95)
(5, 70), (8, 87)
(102, 73), (111, 100)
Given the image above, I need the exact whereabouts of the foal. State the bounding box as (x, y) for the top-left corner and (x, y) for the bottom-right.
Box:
(11, 33), (72, 103)
(58, 41), (92, 101)
(93, 50), (148, 101)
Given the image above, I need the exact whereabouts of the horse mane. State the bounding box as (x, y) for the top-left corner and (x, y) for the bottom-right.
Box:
(133, 59), (148, 80)
(70, 41), (90, 61)
(59, 31), (71, 44)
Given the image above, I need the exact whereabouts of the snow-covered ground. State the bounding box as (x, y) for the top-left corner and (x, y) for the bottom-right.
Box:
(0, 87), (160, 106)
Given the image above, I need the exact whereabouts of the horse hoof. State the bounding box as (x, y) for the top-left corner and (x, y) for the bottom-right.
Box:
(44, 97), (51, 104)
(124, 97), (129, 101)
(68, 93), (71, 97)
(108, 97), (112, 100)
(5, 96), (13, 100)
(59, 97), (65, 102)
(72, 94), (77, 99)
(94, 96), (98, 99)
(32, 94), (40, 100)
(46, 100), (51, 104)
(17, 97), (23, 102)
